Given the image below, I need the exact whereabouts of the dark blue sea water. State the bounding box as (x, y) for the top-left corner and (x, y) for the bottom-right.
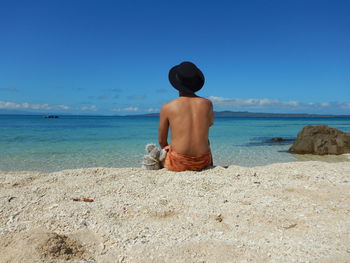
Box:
(1, 115), (350, 172)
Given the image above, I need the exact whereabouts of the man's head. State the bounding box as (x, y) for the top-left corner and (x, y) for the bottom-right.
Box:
(168, 61), (205, 94)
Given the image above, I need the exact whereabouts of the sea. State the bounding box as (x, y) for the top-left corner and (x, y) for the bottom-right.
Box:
(1, 115), (350, 172)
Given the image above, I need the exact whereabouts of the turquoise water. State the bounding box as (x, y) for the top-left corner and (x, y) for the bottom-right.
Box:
(1, 115), (350, 172)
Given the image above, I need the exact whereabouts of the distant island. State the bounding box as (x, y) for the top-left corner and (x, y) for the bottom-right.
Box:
(129, 111), (350, 118)
(1, 110), (350, 118)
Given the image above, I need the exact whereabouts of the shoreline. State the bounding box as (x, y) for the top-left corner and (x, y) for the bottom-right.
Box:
(1, 161), (350, 262)
(1, 153), (350, 175)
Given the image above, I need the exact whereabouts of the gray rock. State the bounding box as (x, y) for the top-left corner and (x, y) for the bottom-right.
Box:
(271, 137), (285, 142)
(289, 125), (350, 155)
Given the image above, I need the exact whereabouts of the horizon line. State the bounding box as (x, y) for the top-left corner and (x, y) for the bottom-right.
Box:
(1, 110), (350, 117)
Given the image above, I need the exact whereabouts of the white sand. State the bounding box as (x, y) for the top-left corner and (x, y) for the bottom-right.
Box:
(1, 161), (350, 262)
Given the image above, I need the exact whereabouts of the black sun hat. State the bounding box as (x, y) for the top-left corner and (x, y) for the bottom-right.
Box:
(168, 61), (205, 94)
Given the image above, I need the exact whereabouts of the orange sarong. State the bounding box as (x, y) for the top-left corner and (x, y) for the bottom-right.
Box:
(163, 146), (213, 172)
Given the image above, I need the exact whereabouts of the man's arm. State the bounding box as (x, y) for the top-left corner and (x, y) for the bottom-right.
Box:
(158, 104), (169, 148)
(209, 101), (214, 126)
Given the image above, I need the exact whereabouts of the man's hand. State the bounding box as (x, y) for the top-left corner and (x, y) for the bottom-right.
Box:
(158, 104), (169, 148)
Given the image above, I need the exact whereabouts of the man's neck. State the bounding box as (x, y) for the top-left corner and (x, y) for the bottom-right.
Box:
(179, 91), (198, 98)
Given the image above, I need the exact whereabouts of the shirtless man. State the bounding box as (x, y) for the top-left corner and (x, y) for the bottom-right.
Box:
(158, 62), (214, 171)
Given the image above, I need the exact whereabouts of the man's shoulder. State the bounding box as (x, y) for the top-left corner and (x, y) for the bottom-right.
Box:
(161, 99), (176, 109)
(160, 100), (176, 114)
(170, 96), (212, 103)
(161, 98), (182, 108)
(199, 97), (213, 104)
(161, 97), (212, 110)
(194, 97), (213, 107)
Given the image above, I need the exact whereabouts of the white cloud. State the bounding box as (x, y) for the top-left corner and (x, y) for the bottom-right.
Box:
(0, 101), (96, 112)
(0, 101), (21, 109)
(0, 101), (52, 110)
(112, 107), (139, 112)
(208, 96), (350, 112)
(112, 107), (159, 113)
(340, 104), (350, 110)
(125, 107), (139, 111)
(147, 108), (159, 112)
(208, 96), (301, 108)
(79, 105), (97, 111)
(320, 102), (330, 107)
(58, 104), (71, 110)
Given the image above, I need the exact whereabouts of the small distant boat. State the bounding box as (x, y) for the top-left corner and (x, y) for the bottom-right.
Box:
(44, 115), (59, 118)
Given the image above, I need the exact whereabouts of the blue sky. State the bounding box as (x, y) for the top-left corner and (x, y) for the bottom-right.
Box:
(0, 0), (349, 115)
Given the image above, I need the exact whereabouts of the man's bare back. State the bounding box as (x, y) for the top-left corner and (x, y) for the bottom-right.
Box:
(158, 95), (214, 156)
(158, 61), (213, 171)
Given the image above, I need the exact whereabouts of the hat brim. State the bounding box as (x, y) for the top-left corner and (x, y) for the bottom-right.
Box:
(168, 65), (204, 94)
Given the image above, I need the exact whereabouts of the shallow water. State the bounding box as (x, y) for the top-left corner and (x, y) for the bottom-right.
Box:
(1, 115), (349, 172)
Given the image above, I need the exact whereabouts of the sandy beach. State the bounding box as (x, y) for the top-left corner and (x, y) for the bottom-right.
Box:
(1, 161), (350, 262)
